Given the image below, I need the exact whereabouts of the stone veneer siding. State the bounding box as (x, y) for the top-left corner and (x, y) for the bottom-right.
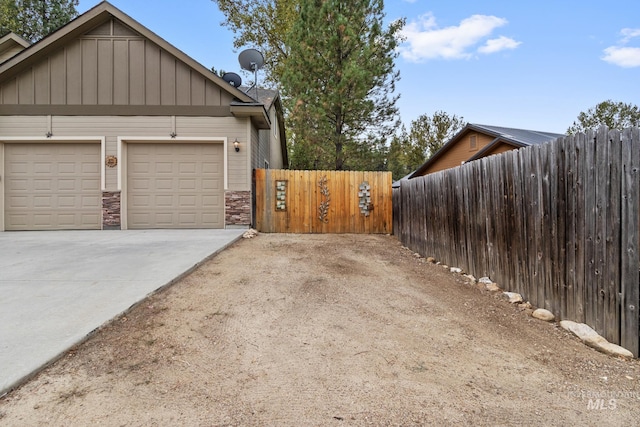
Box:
(102, 191), (121, 229)
(225, 191), (251, 226)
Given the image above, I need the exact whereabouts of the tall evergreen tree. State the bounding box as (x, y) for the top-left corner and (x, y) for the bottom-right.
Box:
(282, 0), (404, 170)
(0, 0), (78, 42)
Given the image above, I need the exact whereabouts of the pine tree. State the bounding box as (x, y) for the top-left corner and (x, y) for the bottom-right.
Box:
(282, 0), (403, 170)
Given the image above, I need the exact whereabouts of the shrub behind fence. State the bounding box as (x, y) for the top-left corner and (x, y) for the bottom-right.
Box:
(394, 127), (640, 356)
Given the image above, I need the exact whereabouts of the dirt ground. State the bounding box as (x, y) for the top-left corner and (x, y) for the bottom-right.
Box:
(1, 233), (639, 426)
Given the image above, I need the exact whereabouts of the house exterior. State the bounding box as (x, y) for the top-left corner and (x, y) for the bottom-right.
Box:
(410, 124), (564, 178)
(0, 1), (287, 231)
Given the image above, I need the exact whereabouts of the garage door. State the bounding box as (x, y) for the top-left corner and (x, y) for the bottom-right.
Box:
(127, 143), (224, 229)
(4, 143), (101, 231)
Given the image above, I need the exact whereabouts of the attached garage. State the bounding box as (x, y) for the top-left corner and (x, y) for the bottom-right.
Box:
(0, 2), (288, 232)
(3, 143), (101, 231)
(126, 142), (224, 229)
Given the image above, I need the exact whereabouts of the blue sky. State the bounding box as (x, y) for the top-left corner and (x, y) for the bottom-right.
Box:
(78, 0), (640, 134)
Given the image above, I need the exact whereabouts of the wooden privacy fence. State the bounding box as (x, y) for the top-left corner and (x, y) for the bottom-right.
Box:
(394, 127), (640, 357)
(255, 169), (392, 233)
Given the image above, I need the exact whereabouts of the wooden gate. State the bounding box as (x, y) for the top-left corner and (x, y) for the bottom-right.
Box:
(254, 169), (392, 233)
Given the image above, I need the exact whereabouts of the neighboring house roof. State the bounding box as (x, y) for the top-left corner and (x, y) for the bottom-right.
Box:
(392, 171), (414, 189)
(0, 32), (30, 64)
(471, 124), (564, 146)
(410, 123), (565, 178)
(0, 1), (271, 127)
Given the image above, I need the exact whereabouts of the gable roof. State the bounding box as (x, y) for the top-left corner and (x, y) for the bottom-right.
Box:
(0, 1), (255, 105)
(410, 123), (565, 178)
(0, 33), (30, 64)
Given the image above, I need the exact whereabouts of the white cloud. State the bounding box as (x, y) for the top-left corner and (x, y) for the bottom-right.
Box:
(399, 13), (520, 62)
(620, 28), (640, 43)
(602, 28), (640, 68)
(602, 46), (640, 68)
(478, 36), (522, 54)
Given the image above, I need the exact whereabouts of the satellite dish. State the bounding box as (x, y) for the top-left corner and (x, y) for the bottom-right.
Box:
(238, 48), (264, 100)
(222, 72), (242, 87)
(238, 48), (264, 72)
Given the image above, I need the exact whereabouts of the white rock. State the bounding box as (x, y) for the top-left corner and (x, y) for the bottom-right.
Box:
(596, 342), (635, 358)
(242, 229), (258, 238)
(485, 283), (501, 292)
(560, 320), (599, 340)
(479, 277), (493, 285)
(450, 267), (463, 274)
(532, 308), (555, 322)
(502, 292), (523, 304)
(560, 320), (634, 358)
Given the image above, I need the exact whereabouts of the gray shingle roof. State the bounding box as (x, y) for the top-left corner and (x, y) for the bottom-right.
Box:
(472, 124), (565, 146)
(238, 85), (277, 108)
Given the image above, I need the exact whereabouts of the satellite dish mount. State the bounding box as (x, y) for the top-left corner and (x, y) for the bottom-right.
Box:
(238, 48), (264, 100)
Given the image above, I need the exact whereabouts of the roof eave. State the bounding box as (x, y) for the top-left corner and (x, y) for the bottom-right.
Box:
(230, 103), (271, 129)
(0, 32), (31, 50)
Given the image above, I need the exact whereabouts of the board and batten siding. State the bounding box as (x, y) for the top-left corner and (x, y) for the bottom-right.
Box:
(0, 19), (233, 108)
(424, 133), (495, 174)
(0, 115), (253, 192)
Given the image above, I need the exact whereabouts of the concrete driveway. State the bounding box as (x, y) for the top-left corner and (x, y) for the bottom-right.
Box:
(0, 228), (245, 395)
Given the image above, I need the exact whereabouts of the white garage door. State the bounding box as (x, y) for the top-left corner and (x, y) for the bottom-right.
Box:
(127, 143), (224, 229)
(4, 143), (101, 231)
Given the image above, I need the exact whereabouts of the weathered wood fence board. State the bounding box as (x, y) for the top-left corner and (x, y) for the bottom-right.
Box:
(394, 126), (640, 357)
(255, 169), (392, 234)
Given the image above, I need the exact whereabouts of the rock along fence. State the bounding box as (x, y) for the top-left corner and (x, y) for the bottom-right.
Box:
(393, 126), (640, 357)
